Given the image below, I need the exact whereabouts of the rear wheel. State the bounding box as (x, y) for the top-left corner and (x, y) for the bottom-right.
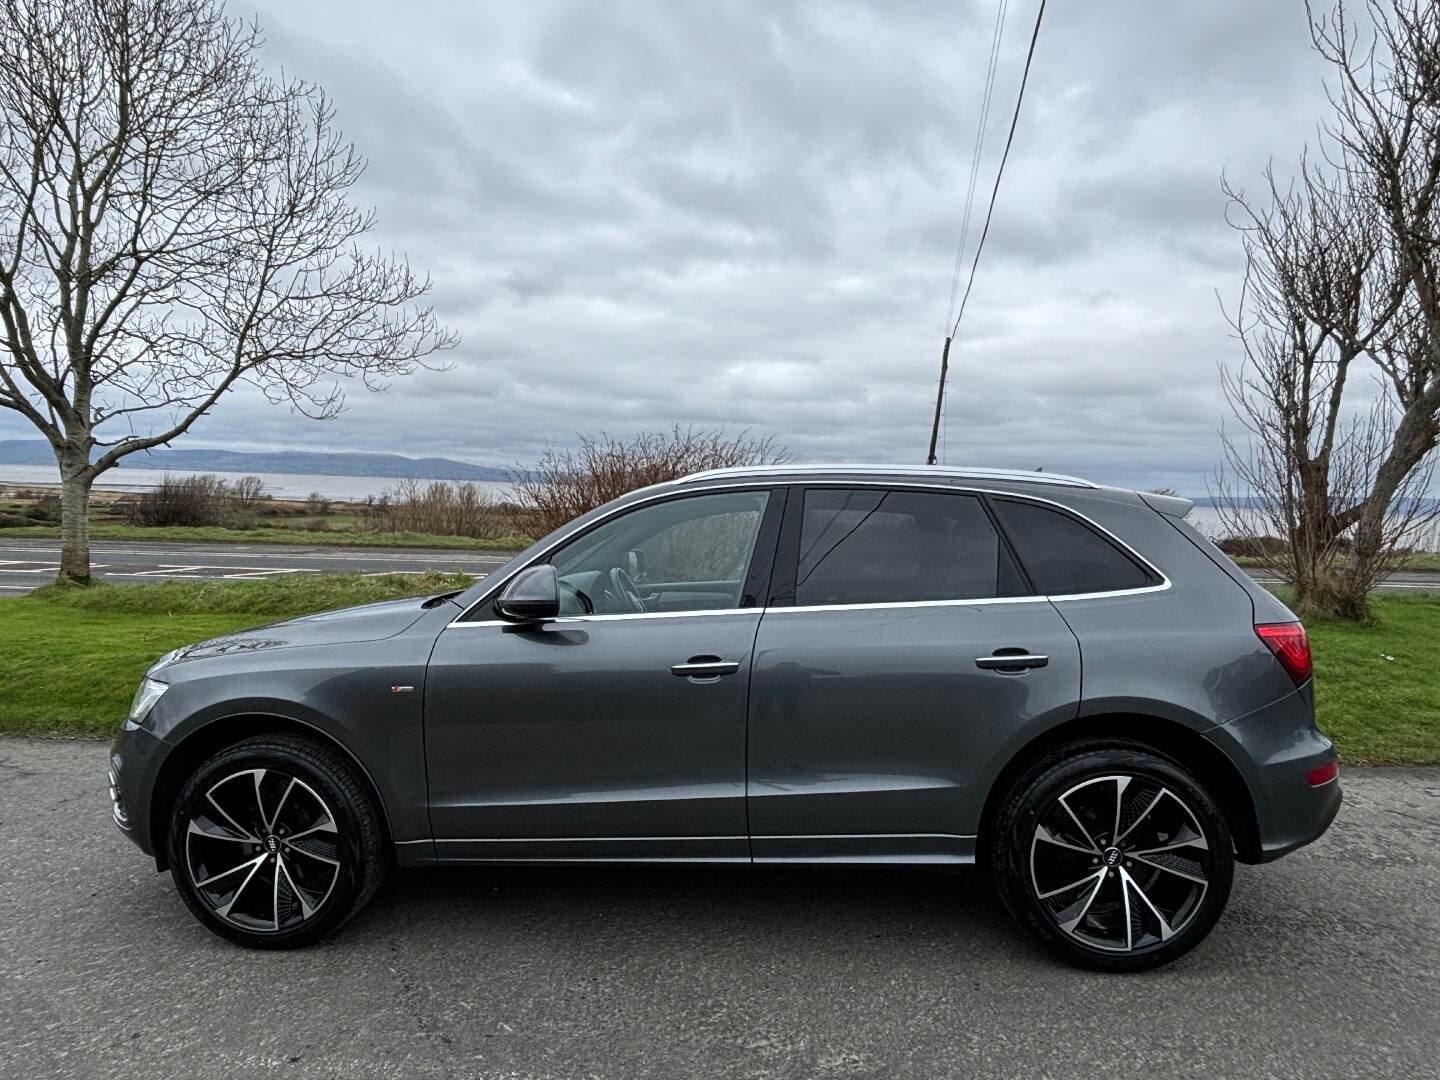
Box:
(166, 734), (388, 949)
(991, 740), (1234, 972)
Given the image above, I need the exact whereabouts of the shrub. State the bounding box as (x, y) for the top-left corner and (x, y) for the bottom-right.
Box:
(23, 495), (61, 523)
(513, 426), (788, 537)
(305, 491), (332, 516)
(124, 474), (266, 528)
(360, 479), (504, 539)
(1216, 534), (1290, 558)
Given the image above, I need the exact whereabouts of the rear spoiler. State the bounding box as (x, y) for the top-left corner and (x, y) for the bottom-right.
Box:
(1139, 491), (1195, 518)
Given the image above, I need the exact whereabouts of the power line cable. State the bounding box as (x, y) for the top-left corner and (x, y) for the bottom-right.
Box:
(927, 0), (1047, 465)
(941, 0), (1008, 465)
(944, 0), (1009, 335)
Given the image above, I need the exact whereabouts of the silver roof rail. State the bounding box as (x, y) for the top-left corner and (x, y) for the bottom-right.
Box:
(676, 463), (1098, 489)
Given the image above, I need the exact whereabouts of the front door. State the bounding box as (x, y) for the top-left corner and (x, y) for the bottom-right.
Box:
(425, 488), (781, 862)
(747, 486), (1082, 862)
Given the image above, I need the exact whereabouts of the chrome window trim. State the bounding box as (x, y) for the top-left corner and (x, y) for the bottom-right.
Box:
(677, 463), (1097, 488)
(450, 609), (760, 629)
(450, 479), (1169, 626)
(448, 584), (1173, 629)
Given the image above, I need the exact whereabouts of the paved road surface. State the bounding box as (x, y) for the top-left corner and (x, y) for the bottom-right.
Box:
(0, 538), (512, 594)
(2, 536), (1437, 596)
(1, 738), (1436, 1080)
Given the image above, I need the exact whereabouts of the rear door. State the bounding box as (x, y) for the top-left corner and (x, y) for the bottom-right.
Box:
(746, 485), (1082, 862)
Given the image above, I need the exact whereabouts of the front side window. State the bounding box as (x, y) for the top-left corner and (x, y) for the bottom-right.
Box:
(991, 498), (1156, 595)
(549, 490), (770, 615)
(795, 488), (1025, 606)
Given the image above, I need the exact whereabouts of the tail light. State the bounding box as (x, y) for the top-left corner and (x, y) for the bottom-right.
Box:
(1306, 761), (1340, 787)
(1255, 622), (1312, 686)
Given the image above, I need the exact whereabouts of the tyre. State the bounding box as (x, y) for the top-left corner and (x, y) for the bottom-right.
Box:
(990, 739), (1234, 972)
(166, 734), (389, 949)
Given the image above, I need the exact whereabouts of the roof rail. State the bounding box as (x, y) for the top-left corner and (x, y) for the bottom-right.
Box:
(676, 463), (1098, 489)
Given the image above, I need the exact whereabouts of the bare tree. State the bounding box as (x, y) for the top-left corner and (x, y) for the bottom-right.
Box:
(1217, 0), (1440, 619)
(0, 0), (455, 582)
(513, 426), (789, 537)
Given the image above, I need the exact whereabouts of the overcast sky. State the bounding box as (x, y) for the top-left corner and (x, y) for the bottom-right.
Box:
(3, 1), (1339, 493)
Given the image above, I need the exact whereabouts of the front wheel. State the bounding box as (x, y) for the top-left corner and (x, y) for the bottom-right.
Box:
(166, 734), (388, 949)
(990, 740), (1234, 972)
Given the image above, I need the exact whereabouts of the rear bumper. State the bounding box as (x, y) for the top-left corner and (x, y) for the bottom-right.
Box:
(1208, 684), (1341, 863)
(109, 721), (171, 862)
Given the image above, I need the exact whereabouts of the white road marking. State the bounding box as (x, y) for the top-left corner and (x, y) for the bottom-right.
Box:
(220, 569), (308, 579)
(0, 562), (106, 573)
(1251, 577), (1438, 590)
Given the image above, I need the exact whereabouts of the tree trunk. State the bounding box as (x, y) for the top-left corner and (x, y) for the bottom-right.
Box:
(57, 458), (94, 585)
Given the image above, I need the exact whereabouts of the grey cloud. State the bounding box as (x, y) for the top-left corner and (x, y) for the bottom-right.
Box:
(0, 0), (1348, 495)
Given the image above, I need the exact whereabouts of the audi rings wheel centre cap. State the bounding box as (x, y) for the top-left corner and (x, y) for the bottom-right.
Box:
(1102, 846), (1123, 867)
(264, 834), (280, 855)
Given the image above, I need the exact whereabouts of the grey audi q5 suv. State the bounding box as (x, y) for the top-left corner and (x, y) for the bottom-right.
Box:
(110, 464), (1340, 971)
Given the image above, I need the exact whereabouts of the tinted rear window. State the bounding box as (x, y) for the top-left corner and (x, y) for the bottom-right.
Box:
(795, 489), (1027, 605)
(992, 498), (1156, 595)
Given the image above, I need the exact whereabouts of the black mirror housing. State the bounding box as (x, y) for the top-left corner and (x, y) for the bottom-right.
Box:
(495, 564), (561, 622)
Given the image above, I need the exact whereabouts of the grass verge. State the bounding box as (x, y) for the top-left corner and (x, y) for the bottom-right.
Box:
(1306, 594), (1440, 764)
(0, 580), (1435, 763)
(0, 522), (527, 551)
(0, 574), (472, 738)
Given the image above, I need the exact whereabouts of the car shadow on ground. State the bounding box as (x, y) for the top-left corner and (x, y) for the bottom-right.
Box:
(345, 862), (1039, 961)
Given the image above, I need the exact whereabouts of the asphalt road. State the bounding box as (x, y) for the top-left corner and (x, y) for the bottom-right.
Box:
(0, 537), (512, 594)
(1, 739), (1436, 1080)
(1, 536), (1437, 596)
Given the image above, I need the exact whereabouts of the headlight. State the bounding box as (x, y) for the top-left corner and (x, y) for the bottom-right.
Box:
(128, 677), (169, 726)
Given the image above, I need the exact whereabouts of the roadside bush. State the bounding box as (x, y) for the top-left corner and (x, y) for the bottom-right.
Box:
(1216, 534), (1290, 558)
(23, 495), (61, 524)
(305, 491), (332, 516)
(124, 474), (268, 528)
(513, 426), (788, 537)
(360, 479), (505, 539)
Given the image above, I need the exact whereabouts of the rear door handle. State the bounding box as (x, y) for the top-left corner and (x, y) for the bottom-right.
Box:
(974, 651), (1049, 672)
(671, 656), (741, 679)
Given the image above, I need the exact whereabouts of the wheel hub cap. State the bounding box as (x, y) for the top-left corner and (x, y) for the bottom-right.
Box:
(1030, 774), (1212, 953)
(185, 768), (340, 933)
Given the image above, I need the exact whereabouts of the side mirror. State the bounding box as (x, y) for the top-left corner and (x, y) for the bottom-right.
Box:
(495, 564), (561, 622)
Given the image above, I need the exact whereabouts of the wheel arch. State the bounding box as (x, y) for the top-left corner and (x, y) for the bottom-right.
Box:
(148, 712), (394, 871)
(977, 712), (1262, 864)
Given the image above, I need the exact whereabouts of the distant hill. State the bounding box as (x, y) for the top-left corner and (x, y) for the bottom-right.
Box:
(0, 440), (512, 482)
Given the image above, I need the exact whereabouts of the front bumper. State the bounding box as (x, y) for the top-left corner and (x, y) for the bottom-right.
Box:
(1208, 685), (1342, 863)
(109, 721), (171, 862)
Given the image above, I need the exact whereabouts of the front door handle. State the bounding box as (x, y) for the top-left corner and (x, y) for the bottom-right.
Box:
(975, 650), (1049, 672)
(671, 656), (741, 679)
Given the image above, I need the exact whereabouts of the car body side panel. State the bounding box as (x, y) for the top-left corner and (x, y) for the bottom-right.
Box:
(134, 603), (456, 849)
(746, 599), (1082, 859)
(1043, 493), (1299, 728)
(424, 612), (759, 861)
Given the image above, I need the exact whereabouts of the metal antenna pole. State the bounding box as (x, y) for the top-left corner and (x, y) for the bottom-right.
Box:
(925, 335), (952, 465)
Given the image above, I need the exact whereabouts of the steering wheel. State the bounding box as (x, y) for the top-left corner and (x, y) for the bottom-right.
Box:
(608, 566), (646, 613)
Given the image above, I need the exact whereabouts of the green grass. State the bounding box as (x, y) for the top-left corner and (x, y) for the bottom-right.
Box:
(1, 579), (1436, 762)
(0, 574), (472, 738)
(1306, 594), (1440, 764)
(0, 521), (528, 551)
